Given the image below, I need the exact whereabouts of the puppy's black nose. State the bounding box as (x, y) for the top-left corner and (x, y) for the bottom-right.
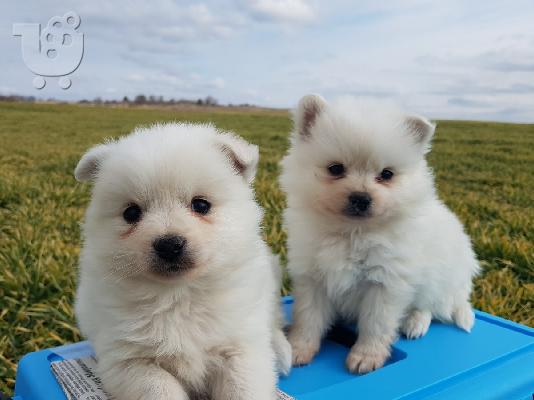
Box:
(153, 235), (186, 262)
(347, 192), (372, 214)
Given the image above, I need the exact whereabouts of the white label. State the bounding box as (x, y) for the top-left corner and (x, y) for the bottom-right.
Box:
(51, 357), (295, 400)
(277, 389), (296, 400)
(51, 356), (113, 400)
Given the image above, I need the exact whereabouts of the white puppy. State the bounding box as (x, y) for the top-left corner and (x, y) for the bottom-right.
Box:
(74, 123), (291, 400)
(280, 95), (479, 374)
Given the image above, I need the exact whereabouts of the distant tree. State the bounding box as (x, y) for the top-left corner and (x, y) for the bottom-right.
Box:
(123, 96), (130, 103)
(0, 95), (35, 102)
(196, 99), (203, 106)
(134, 95), (147, 104)
(205, 96), (218, 106)
(93, 97), (102, 104)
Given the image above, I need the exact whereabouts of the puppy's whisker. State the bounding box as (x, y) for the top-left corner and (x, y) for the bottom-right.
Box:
(104, 255), (144, 282)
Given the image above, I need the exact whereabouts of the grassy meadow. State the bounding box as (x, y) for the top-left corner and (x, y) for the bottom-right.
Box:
(0, 102), (533, 393)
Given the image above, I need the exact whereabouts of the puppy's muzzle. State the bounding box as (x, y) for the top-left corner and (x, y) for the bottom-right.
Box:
(344, 192), (372, 217)
(153, 234), (187, 263)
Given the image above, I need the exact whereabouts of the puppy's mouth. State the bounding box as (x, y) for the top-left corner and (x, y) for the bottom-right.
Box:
(150, 255), (196, 277)
(342, 206), (372, 219)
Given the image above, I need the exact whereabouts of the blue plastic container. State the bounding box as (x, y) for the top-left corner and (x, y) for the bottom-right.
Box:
(14, 297), (534, 399)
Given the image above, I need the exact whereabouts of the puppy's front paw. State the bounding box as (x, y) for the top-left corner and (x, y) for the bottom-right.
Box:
(345, 344), (389, 374)
(453, 303), (475, 332)
(401, 310), (431, 339)
(273, 330), (292, 375)
(288, 334), (320, 366)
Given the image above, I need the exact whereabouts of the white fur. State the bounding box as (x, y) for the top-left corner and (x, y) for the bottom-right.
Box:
(281, 95), (480, 374)
(75, 123), (290, 400)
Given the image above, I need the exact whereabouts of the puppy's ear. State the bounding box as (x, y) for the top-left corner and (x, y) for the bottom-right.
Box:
(74, 144), (111, 182)
(294, 94), (327, 138)
(404, 115), (436, 153)
(216, 133), (259, 184)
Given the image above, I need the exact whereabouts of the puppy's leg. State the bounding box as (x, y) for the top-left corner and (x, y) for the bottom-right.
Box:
(270, 258), (292, 376)
(452, 300), (475, 332)
(99, 358), (189, 400)
(400, 309), (432, 339)
(346, 283), (407, 374)
(272, 326), (292, 376)
(211, 344), (276, 400)
(288, 276), (333, 366)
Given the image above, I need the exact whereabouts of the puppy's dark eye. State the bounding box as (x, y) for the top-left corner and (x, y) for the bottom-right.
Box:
(123, 204), (142, 224)
(191, 197), (211, 215)
(377, 168), (394, 182)
(327, 163), (345, 177)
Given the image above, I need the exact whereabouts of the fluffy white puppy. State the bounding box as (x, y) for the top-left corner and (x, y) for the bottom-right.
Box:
(74, 123), (291, 400)
(280, 95), (479, 374)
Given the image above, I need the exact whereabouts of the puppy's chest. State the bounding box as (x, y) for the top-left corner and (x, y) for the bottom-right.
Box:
(132, 301), (229, 385)
(316, 235), (389, 300)
(129, 299), (225, 360)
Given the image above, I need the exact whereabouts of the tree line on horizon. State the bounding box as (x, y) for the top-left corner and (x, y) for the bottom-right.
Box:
(0, 94), (256, 108)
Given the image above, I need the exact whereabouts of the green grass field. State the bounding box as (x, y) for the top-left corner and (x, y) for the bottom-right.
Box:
(0, 102), (532, 394)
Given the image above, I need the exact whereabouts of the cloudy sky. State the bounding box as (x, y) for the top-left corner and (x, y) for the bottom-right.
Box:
(1, 0), (534, 121)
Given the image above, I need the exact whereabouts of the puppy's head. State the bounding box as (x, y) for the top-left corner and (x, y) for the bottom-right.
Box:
(75, 123), (260, 283)
(281, 94), (436, 228)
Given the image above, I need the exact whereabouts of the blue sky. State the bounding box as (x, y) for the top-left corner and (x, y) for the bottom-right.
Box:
(1, 0), (534, 121)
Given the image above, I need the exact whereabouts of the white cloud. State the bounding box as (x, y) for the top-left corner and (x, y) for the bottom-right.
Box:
(210, 77), (226, 89)
(247, 0), (316, 23)
(125, 73), (145, 83)
(148, 4), (238, 42)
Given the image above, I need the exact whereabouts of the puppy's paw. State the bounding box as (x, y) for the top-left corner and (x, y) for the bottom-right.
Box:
(288, 334), (320, 366)
(345, 344), (389, 374)
(401, 310), (431, 339)
(453, 303), (475, 332)
(272, 330), (292, 376)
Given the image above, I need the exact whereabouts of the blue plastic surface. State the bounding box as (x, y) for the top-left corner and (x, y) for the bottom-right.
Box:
(14, 297), (534, 399)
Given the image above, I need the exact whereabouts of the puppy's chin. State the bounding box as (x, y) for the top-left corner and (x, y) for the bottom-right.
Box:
(340, 212), (375, 229)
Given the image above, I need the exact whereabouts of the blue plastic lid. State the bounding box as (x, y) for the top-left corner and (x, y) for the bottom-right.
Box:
(14, 297), (534, 399)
